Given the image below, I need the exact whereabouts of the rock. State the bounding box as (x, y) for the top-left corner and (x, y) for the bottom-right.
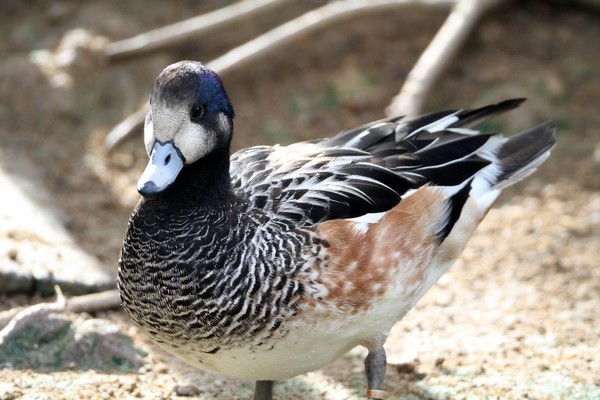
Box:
(0, 166), (115, 296)
(434, 290), (454, 307)
(0, 311), (144, 371)
(63, 318), (146, 371)
(173, 385), (202, 397)
(0, 313), (72, 369)
(395, 362), (417, 374)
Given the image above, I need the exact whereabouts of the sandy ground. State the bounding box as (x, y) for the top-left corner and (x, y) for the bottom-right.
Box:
(0, 1), (598, 399)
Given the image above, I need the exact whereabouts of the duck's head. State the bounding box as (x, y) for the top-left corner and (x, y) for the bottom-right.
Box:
(137, 61), (234, 198)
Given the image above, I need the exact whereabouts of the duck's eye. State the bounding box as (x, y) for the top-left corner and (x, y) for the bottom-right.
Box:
(190, 105), (205, 121)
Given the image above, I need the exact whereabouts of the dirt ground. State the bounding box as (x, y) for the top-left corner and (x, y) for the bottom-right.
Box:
(0, 1), (598, 399)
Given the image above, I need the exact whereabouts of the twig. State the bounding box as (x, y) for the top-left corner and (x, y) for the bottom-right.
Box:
(0, 289), (121, 332)
(0, 286), (65, 345)
(207, 0), (456, 76)
(386, 0), (509, 117)
(65, 289), (121, 314)
(105, 0), (289, 60)
(105, 0), (455, 151)
(105, 107), (148, 153)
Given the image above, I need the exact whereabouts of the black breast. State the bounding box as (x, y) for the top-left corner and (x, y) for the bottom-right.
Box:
(117, 198), (313, 351)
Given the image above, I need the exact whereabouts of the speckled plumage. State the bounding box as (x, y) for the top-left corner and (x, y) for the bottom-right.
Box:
(120, 202), (312, 358)
(118, 61), (555, 399)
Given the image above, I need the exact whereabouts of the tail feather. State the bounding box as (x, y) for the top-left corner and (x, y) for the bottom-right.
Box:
(438, 118), (555, 242)
(397, 98), (526, 140)
(449, 98), (526, 129)
(494, 122), (556, 188)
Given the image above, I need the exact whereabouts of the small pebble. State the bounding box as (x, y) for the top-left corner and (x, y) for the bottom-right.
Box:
(395, 362), (416, 374)
(7, 248), (18, 261)
(174, 385), (201, 397)
(435, 357), (445, 368)
(155, 363), (169, 374)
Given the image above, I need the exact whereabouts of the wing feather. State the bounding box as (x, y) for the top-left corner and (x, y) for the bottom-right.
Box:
(229, 99), (532, 226)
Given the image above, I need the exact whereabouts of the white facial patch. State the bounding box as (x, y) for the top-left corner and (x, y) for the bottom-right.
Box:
(146, 106), (213, 165)
(144, 112), (154, 156)
(174, 122), (215, 164)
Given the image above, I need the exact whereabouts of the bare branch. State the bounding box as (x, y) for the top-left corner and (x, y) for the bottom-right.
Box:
(0, 286), (65, 344)
(105, 0), (455, 151)
(106, 0), (289, 60)
(65, 289), (121, 314)
(0, 289), (121, 332)
(0, 301), (64, 345)
(105, 107), (148, 153)
(207, 0), (456, 75)
(386, 0), (509, 117)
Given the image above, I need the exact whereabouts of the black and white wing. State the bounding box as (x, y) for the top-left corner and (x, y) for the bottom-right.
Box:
(229, 98), (531, 226)
(230, 139), (411, 225)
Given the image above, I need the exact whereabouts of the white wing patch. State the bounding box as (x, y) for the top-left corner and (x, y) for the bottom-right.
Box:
(406, 112), (461, 139)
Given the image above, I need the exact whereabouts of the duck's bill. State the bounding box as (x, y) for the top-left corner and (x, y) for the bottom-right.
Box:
(137, 141), (184, 198)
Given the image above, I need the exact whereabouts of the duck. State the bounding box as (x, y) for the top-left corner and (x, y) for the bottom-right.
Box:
(117, 60), (555, 400)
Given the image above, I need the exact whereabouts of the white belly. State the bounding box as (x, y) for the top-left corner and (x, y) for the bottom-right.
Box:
(157, 303), (402, 380)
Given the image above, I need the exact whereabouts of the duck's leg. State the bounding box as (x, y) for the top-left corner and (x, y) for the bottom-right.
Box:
(365, 347), (387, 399)
(253, 380), (274, 400)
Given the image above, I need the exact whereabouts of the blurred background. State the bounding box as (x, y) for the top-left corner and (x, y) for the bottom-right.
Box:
(0, 0), (598, 399)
